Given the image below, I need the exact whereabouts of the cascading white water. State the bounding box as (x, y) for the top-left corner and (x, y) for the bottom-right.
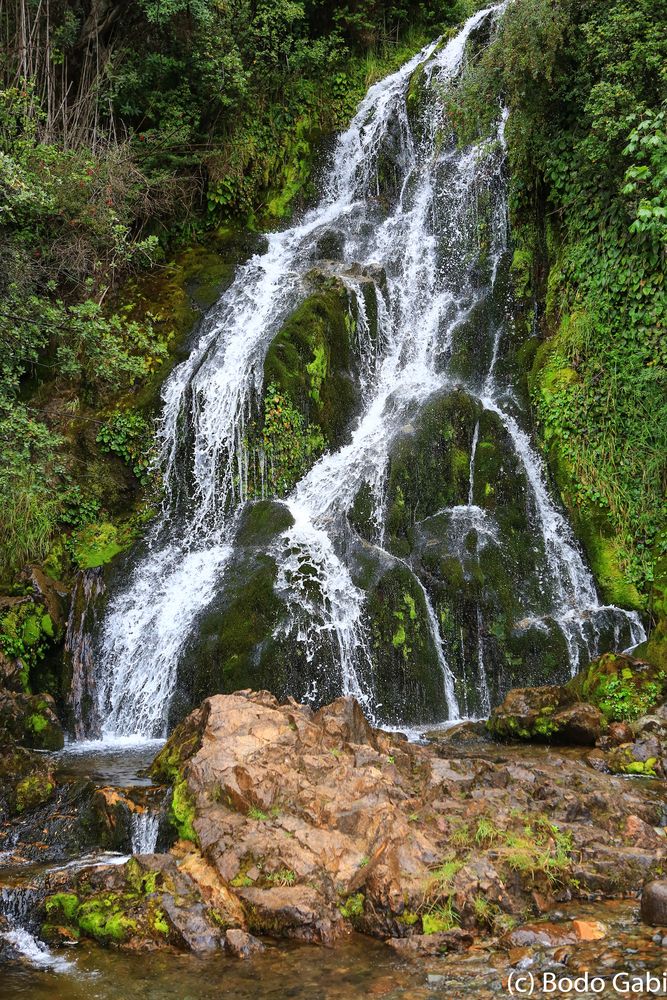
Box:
(89, 2), (644, 739)
(0, 888), (74, 973)
(130, 810), (160, 855)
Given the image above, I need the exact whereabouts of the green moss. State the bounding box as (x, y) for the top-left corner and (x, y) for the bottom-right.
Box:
(151, 908), (169, 936)
(392, 623), (407, 648)
(77, 895), (137, 944)
(126, 858), (160, 895)
(45, 893), (79, 922)
(71, 522), (126, 569)
(259, 281), (356, 454)
(170, 780), (197, 843)
(15, 772), (54, 812)
(366, 562), (447, 725)
(306, 344), (327, 403)
(27, 712), (48, 734)
(340, 893), (365, 920)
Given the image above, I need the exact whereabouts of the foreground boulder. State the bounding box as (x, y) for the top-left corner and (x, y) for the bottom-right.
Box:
(44, 689), (667, 953)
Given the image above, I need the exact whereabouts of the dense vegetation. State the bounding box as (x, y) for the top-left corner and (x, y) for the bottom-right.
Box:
(453, 0), (666, 611)
(0, 0), (468, 580)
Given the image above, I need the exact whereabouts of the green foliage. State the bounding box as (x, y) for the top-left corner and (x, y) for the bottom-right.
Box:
(502, 818), (573, 886)
(97, 411), (155, 484)
(594, 670), (665, 722)
(453, 0), (667, 600)
(422, 899), (460, 934)
(248, 805), (270, 821)
(339, 892), (365, 919)
(259, 384), (325, 496)
(0, 602), (57, 689)
(267, 868), (296, 886)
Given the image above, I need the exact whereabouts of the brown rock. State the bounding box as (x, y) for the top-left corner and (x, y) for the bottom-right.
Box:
(624, 814), (662, 848)
(504, 922), (577, 948)
(641, 881), (667, 926)
(552, 703), (604, 746)
(385, 928), (473, 956)
(60, 689), (665, 955)
(572, 919), (606, 941)
(238, 885), (342, 944)
(224, 928), (265, 958)
(608, 722), (635, 746)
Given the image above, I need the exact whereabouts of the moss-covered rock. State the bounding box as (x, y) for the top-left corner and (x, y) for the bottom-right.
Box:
(570, 652), (666, 723)
(365, 562), (448, 724)
(488, 652), (666, 744)
(243, 278), (359, 499)
(0, 689), (63, 751)
(15, 770), (56, 813)
(0, 744), (56, 819)
(171, 501), (321, 721)
(383, 391), (480, 555)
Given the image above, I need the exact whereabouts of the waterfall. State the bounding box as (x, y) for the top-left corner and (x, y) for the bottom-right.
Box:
(0, 887), (74, 973)
(130, 810), (160, 855)
(86, 2), (644, 739)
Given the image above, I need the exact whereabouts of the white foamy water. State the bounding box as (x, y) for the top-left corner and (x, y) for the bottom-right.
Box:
(130, 810), (160, 855)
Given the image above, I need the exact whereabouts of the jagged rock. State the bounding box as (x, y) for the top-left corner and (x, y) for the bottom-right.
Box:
(160, 895), (224, 951)
(641, 881), (667, 926)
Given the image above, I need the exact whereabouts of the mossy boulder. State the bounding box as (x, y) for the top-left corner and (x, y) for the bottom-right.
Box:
(0, 744), (56, 819)
(172, 501), (318, 722)
(489, 652), (666, 744)
(383, 391), (480, 555)
(0, 689), (63, 751)
(244, 278), (359, 499)
(365, 562), (449, 724)
(570, 652), (667, 723)
(487, 684), (601, 744)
